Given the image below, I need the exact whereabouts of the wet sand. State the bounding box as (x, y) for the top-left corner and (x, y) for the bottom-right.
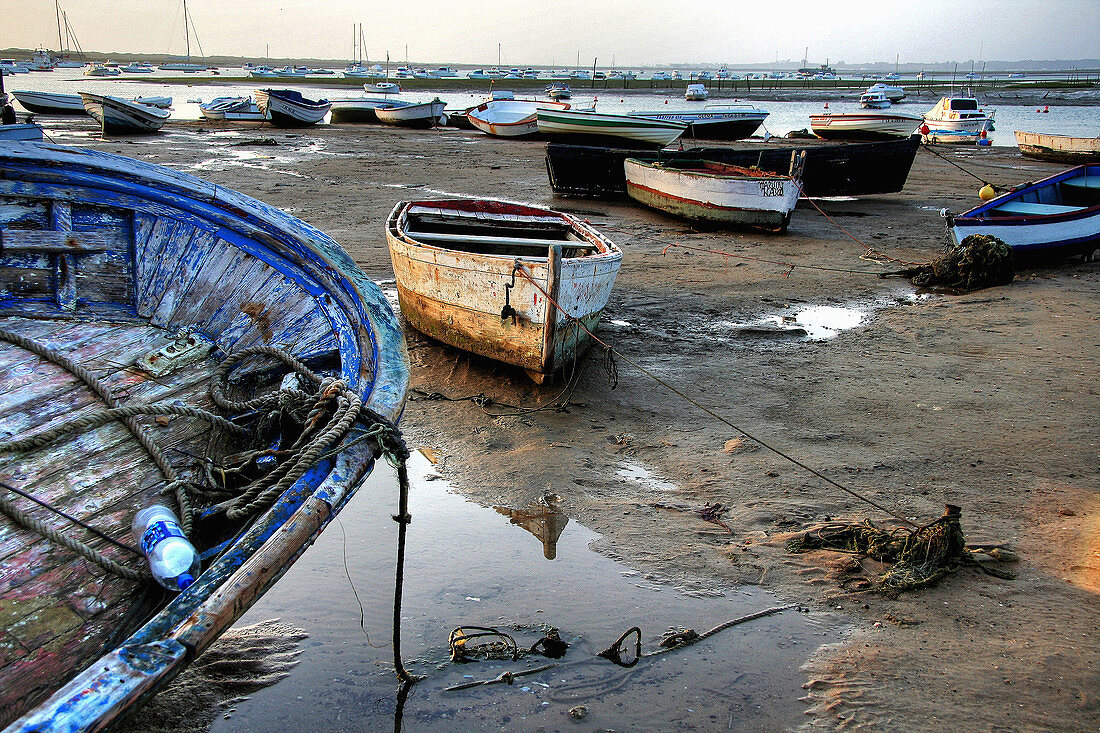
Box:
(53, 116), (1099, 730)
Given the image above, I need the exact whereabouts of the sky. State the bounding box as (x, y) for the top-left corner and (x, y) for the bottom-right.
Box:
(4, 0), (1098, 67)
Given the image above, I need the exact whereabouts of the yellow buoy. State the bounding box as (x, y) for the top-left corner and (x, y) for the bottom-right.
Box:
(979, 184), (996, 201)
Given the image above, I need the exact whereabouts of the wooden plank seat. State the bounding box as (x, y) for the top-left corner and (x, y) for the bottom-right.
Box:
(993, 201), (1085, 216)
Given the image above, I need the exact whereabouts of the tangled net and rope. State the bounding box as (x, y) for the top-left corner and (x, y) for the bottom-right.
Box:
(902, 234), (1015, 291)
(786, 505), (1015, 593)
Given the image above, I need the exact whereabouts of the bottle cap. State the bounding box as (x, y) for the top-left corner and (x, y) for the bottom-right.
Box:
(176, 573), (195, 591)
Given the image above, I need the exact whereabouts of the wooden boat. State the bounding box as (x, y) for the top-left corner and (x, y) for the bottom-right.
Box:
(624, 154), (804, 232)
(329, 97), (404, 124)
(536, 108), (688, 149)
(466, 99), (570, 138)
(385, 199), (622, 382)
(544, 135), (922, 198)
(0, 123), (43, 141)
(628, 103), (768, 140)
(198, 96), (266, 121)
(10, 90), (86, 115)
(374, 98), (445, 128)
(0, 141), (408, 730)
(942, 163), (1099, 260)
(254, 89), (331, 128)
(80, 93), (171, 135)
(809, 110), (924, 140)
(1014, 131), (1100, 164)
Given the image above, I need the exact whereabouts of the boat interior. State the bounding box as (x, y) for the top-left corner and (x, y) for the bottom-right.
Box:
(398, 204), (600, 258)
(987, 169), (1099, 216)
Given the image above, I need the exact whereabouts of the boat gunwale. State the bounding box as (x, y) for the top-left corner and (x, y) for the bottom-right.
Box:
(626, 157), (799, 183)
(953, 164), (1098, 221)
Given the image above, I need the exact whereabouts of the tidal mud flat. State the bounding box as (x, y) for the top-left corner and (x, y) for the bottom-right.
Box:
(54, 115), (1098, 731)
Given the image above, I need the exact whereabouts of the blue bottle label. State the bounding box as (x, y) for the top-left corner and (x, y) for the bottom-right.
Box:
(141, 520), (186, 556)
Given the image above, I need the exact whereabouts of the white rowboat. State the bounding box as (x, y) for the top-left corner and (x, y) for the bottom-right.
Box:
(79, 93), (171, 135)
(466, 99), (570, 137)
(535, 108), (687, 148)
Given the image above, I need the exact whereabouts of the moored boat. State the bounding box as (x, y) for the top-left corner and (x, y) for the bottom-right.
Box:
(628, 103), (769, 140)
(11, 90), (86, 115)
(363, 82), (400, 94)
(545, 135), (922, 198)
(80, 92), (171, 134)
(546, 83), (571, 100)
(941, 163), (1099, 260)
(865, 83), (906, 103)
(466, 98), (571, 137)
(198, 96), (266, 121)
(809, 110), (924, 140)
(0, 141), (408, 730)
(535, 108), (687, 149)
(385, 198), (622, 382)
(1014, 131), (1100, 164)
(255, 88), (331, 127)
(374, 98), (445, 128)
(923, 95), (995, 137)
(329, 97), (405, 124)
(859, 90), (891, 109)
(624, 154), (805, 231)
(685, 83), (708, 101)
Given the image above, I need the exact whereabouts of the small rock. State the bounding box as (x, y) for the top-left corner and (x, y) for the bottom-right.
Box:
(569, 705), (588, 720)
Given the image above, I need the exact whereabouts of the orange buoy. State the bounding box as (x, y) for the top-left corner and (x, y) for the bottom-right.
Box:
(824, 102), (829, 109)
(979, 184), (996, 200)
(1043, 106), (1049, 113)
(919, 123), (930, 135)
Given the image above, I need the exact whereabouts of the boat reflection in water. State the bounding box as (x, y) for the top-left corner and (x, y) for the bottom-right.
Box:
(495, 503), (570, 559)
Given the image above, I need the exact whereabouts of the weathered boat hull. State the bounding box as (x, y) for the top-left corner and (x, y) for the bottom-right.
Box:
(944, 164), (1100, 259)
(0, 141), (408, 730)
(545, 136), (921, 199)
(536, 109), (687, 148)
(80, 93), (171, 135)
(466, 100), (570, 138)
(809, 112), (924, 140)
(198, 97), (266, 122)
(629, 108), (768, 140)
(385, 199), (622, 381)
(1014, 131), (1100, 164)
(255, 89), (331, 127)
(625, 158), (801, 231)
(329, 98), (398, 123)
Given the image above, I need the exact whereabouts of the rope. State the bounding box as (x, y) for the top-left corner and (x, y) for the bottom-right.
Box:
(0, 327), (195, 533)
(918, 141), (1007, 190)
(510, 265), (916, 528)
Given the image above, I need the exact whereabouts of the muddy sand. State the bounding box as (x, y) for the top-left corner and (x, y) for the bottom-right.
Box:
(58, 117), (1098, 731)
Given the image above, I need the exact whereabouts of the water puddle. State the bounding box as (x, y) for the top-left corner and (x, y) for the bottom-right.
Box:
(205, 452), (838, 732)
(617, 459), (679, 493)
(716, 300), (880, 343)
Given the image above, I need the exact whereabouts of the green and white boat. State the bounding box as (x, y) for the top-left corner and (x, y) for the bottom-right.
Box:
(535, 108), (687, 148)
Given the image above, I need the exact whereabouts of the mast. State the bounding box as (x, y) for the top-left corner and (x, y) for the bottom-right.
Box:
(55, 1), (63, 57)
(184, 0), (190, 60)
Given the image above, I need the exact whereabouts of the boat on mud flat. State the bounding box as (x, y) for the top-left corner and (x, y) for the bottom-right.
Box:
(535, 108), (688, 149)
(809, 110), (924, 140)
(329, 97), (404, 123)
(10, 90), (87, 115)
(942, 163), (1100, 260)
(385, 198), (622, 382)
(624, 152), (805, 232)
(374, 98), (446, 128)
(544, 135), (921, 199)
(79, 92), (172, 134)
(627, 103), (769, 141)
(466, 98), (571, 137)
(0, 141), (408, 730)
(254, 88), (331, 127)
(1014, 131), (1100, 164)
(198, 96), (267, 121)
(923, 95), (995, 137)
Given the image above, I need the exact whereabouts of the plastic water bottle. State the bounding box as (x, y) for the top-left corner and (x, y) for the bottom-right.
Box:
(132, 505), (202, 592)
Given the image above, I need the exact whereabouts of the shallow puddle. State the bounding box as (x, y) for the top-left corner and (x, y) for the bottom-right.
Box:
(617, 459), (679, 493)
(206, 452), (838, 732)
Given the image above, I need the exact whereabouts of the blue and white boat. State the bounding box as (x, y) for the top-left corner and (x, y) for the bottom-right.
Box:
(198, 96), (267, 121)
(254, 88), (331, 127)
(942, 164), (1100, 260)
(0, 141), (408, 730)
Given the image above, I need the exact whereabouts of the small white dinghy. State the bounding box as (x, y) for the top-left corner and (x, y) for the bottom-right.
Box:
(374, 98), (445, 128)
(254, 89), (331, 127)
(466, 99), (570, 137)
(624, 152), (806, 232)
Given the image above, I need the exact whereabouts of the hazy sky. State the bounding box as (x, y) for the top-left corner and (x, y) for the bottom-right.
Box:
(5, 0), (1098, 66)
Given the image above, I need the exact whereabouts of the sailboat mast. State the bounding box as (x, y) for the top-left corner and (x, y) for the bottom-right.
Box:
(184, 0), (191, 60)
(55, 1), (63, 56)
